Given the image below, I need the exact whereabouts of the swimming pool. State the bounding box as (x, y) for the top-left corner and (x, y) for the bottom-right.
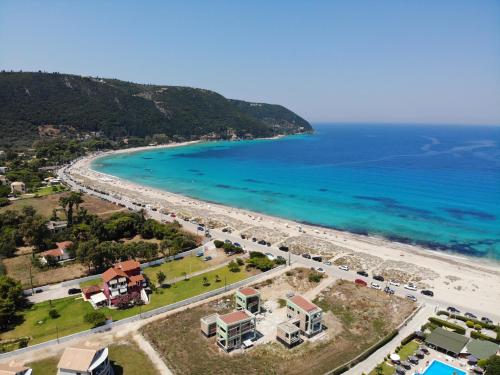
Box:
(421, 360), (467, 375)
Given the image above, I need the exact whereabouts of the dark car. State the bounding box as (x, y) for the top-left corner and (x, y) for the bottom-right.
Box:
(252, 237), (257, 242)
(279, 246), (289, 252)
(302, 253), (311, 259)
(68, 288), (81, 295)
(312, 256), (322, 262)
(258, 240), (267, 245)
(34, 289), (43, 294)
(384, 286), (395, 295)
(373, 275), (384, 282)
(421, 289), (434, 297)
(447, 306), (460, 313)
(266, 242), (271, 247)
(357, 270), (369, 277)
(465, 312), (478, 319)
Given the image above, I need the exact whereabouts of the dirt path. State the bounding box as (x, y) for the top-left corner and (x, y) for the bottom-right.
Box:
(133, 333), (172, 375)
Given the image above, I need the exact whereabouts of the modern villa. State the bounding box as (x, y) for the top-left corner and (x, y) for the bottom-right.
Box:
(276, 321), (302, 348)
(57, 344), (112, 375)
(216, 310), (256, 351)
(235, 287), (260, 314)
(286, 295), (323, 337)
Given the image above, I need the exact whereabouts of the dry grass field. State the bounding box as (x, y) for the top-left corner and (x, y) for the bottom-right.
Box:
(141, 278), (415, 375)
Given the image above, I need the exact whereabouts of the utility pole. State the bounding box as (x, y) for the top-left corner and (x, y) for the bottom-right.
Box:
(288, 251), (291, 267)
(224, 276), (227, 291)
(56, 326), (59, 344)
(29, 265), (34, 295)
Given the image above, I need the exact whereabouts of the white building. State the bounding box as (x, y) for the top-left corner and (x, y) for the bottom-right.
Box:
(57, 344), (112, 375)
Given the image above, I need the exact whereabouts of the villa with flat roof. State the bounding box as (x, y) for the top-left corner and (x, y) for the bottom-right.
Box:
(200, 313), (219, 337)
(0, 362), (32, 375)
(235, 287), (260, 314)
(286, 295), (323, 337)
(57, 344), (112, 375)
(277, 321), (302, 348)
(216, 310), (256, 351)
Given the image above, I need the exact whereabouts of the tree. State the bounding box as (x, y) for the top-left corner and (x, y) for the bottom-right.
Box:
(20, 212), (49, 252)
(48, 308), (59, 319)
(84, 311), (106, 327)
(0, 233), (16, 258)
(181, 271), (187, 280)
(485, 355), (500, 374)
(228, 261), (241, 273)
(59, 192), (83, 226)
(0, 276), (25, 329)
(202, 276), (209, 286)
(156, 271), (166, 286)
(215, 274), (221, 282)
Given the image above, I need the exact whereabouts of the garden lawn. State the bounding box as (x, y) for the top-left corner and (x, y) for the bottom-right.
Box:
(1, 265), (252, 347)
(368, 340), (420, 375)
(142, 255), (208, 282)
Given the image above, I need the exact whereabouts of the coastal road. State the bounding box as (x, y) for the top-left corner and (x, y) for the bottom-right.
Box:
(58, 165), (500, 324)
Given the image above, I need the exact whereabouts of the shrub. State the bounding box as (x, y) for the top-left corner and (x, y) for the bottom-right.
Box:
(84, 311), (106, 327)
(277, 298), (287, 308)
(400, 332), (417, 345)
(249, 251), (265, 258)
(213, 240), (224, 248)
(236, 258), (244, 266)
(428, 317), (466, 334)
(474, 324), (482, 331)
(228, 261), (241, 272)
(470, 330), (500, 343)
(275, 257), (286, 265)
(308, 272), (323, 283)
(285, 271), (293, 277)
(48, 309), (59, 319)
(466, 320), (475, 328)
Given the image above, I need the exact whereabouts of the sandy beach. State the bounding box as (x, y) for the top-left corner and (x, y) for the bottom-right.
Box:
(65, 143), (500, 317)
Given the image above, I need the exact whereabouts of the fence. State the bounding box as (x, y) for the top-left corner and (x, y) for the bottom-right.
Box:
(2, 265), (284, 360)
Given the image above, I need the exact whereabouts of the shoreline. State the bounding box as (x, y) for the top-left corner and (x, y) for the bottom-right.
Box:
(65, 141), (500, 315)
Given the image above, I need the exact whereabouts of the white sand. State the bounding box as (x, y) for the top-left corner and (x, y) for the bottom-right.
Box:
(66, 143), (500, 318)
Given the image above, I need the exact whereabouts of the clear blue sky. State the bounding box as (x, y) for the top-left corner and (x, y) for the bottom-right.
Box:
(1, 0), (499, 125)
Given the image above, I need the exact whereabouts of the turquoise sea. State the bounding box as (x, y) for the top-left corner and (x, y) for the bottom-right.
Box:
(93, 124), (500, 259)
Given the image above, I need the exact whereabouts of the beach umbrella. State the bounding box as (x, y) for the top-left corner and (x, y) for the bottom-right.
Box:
(390, 353), (401, 362)
(468, 355), (478, 364)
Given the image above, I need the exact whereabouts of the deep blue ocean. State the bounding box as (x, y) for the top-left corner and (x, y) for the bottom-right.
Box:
(93, 124), (500, 259)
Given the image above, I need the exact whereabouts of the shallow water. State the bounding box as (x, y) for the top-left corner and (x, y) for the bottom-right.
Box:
(94, 124), (500, 259)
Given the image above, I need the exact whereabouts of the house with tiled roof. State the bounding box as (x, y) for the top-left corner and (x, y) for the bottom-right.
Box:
(286, 295), (323, 337)
(101, 260), (147, 307)
(39, 241), (73, 264)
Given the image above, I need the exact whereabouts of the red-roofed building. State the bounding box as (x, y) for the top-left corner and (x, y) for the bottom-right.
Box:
(101, 260), (146, 307)
(39, 241), (73, 264)
(235, 287), (260, 313)
(216, 310), (256, 351)
(286, 295), (323, 337)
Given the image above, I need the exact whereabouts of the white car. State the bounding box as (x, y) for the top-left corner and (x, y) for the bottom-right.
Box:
(404, 283), (417, 291)
(370, 282), (381, 290)
(265, 253), (275, 261)
(389, 280), (400, 287)
(339, 265), (349, 271)
(315, 267), (325, 273)
(323, 261), (332, 266)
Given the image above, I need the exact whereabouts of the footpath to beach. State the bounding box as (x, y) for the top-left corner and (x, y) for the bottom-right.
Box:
(62, 143), (500, 320)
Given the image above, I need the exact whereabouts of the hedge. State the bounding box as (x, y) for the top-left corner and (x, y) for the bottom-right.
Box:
(437, 310), (497, 330)
(428, 317), (466, 334)
(401, 332), (418, 346)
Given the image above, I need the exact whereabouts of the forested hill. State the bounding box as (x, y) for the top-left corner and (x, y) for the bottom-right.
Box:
(0, 72), (312, 147)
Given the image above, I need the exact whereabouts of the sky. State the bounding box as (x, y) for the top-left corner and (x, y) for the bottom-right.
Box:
(1, 0), (499, 125)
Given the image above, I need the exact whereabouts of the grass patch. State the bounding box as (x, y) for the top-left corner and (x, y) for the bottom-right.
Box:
(142, 255), (208, 283)
(0, 265), (252, 347)
(79, 278), (102, 289)
(28, 356), (59, 374)
(397, 340), (419, 360)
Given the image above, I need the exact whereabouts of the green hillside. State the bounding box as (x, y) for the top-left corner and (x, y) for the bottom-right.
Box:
(0, 72), (311, 146)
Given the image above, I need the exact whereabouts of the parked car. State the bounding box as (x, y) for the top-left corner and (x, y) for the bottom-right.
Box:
(233, 242), (242, 248)
(447, 306), (460, 313)
(315, 267), (325, 273)
(354, 279), (367, 286)
(465, 312), (478, 319)
(252, 237), (257, 242)
(373, 275), (385, 282)
(34, 289), (43, 294)
(258, 240), (267, 245)
(384, 286), (395, 295)
(197, 226), (204, 231)
(389, 280), (400, 287)
(481, 317), (493, 324)
(404, 283), (417, 291)
(406, 294), (417, 302)
(420, 289), (434, 297)
(224, 239), (232, 244)
(370, 282), (381, 290)
(312, 256), (322, 262)
(279, 246), (289, 252)
(357, 270), (368, 277)
(302, 253), (311, 259)
(196, 251), (204, 257)
(67, 288), (81, 295)
(203, 256), (213, 261)
(339, 265), (349, 271)
(265, 253), (275, 261)
(277, 255), (285, 262)
(266, 242), (271, 247)
(323, 261), (332, 266)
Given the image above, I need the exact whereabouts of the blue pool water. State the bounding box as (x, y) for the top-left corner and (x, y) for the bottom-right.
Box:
(421, 360), (466, 375)
(93, 124), (500, 259)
